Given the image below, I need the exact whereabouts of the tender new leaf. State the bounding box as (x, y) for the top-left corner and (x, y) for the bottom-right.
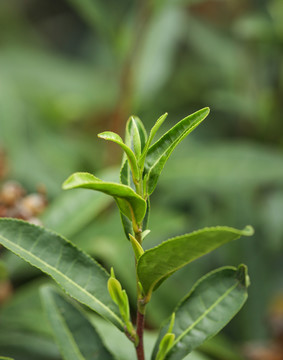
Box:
(144, 107), (210, 195)
(63, 172), (146, 223)
(137, 225), (254, 296)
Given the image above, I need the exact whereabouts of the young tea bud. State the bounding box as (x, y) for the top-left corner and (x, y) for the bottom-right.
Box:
(108, 269), (133, 329)
(129, 234), (144, 260)
(156, 333), (175, 360)
(107, 276), (124, 308)
(130, 117), (141, 159)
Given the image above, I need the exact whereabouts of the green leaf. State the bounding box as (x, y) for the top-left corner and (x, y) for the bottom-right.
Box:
(144, 107), (210, 195)
(0, 330), (59, 360)
(41, 286), (114, 360)
(0, 357), (14, 360)
(41, 167), (118, 238)
(0, 219), (124, 331)
(151, 265), (249, 360)
(139, 113), (168, 168)
(98, 132), (139, 181)
(124, 116), (148, 153)
(137, 225), (254, 296)
(63, 172), (146, 223)
(131, 118), (142, 158)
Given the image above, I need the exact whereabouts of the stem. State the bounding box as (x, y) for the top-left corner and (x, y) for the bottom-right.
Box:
(135, 311), (145, 360)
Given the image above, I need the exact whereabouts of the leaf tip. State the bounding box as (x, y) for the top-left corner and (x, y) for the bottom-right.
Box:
(62, 175), (73, 190)
(242, 225), (254, 236)
(237, 264), (250, 288)
(97, 132), (106, 139)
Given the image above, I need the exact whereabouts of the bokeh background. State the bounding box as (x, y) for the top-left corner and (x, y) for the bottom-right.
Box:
(0, 0), (283, 359)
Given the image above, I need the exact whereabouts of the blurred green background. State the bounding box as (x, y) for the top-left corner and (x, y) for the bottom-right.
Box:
(0, 0), (283, 359)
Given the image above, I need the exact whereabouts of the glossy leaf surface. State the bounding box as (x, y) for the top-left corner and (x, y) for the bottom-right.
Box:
(139, 112), (168, 168)
(41, 286), (114, 360)
(138, 225), (253, 296)
(151, 265), (249, 360)
(144, 107), (210, 195)
(63, 172), (146, 223)
(0, 219), (124, 330)
(98, 131), (139, 180)
(124, 116), (148, 153)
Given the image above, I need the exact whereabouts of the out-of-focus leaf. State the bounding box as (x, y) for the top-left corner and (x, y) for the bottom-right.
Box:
(63, 172), (146, 223)
(41, 286), (115, 360)
(160, 142), (283, 194)
(134, 6), (187, 103)
(0, 47), (117, 122)
(198, 335), (245, 360)
(137, 226), (253, 296)
(0, 219), (124, 331)
(0, 279), (52, 337)
(144, 108), (210, 195)
(66, 0), (110, 35)
(0, 330), (59, 360)
(88, 314), (157, 360)
(151, 266), (249, 360)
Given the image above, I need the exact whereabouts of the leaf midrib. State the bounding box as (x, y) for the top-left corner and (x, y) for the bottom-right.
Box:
(0, 234), (124, 328)
(172, 282), (239, 347)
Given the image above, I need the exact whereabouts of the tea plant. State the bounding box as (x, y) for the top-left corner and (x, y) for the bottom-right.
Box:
(0, 108), (254, 360)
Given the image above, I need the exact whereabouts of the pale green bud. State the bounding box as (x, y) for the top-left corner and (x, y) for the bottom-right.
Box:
(107, 277), (124, 308)
(156, 333), (175, 360)
(129, 234), (144, 260)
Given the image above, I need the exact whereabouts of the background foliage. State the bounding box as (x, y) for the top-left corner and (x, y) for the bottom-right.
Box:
(0, 0), (283, 359)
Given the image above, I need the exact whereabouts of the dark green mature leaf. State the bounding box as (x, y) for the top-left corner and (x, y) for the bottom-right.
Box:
(63, 172), (146, 223)
(41, 286), (114, 360)
(137, 225), (253, 296)
(151, 265), (249, 360)
(0, 219), (124, 331)
(144, 107), (210, 195)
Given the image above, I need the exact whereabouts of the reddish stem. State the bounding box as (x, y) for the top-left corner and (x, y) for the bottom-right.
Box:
(136, 311), (145, 360)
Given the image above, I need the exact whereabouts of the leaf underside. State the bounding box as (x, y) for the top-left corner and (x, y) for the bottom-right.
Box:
(0, 218), (124, 331)
(41, 286), (114, 360)
(137, 225), (254, 296)
(151, 265), (249, 360)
